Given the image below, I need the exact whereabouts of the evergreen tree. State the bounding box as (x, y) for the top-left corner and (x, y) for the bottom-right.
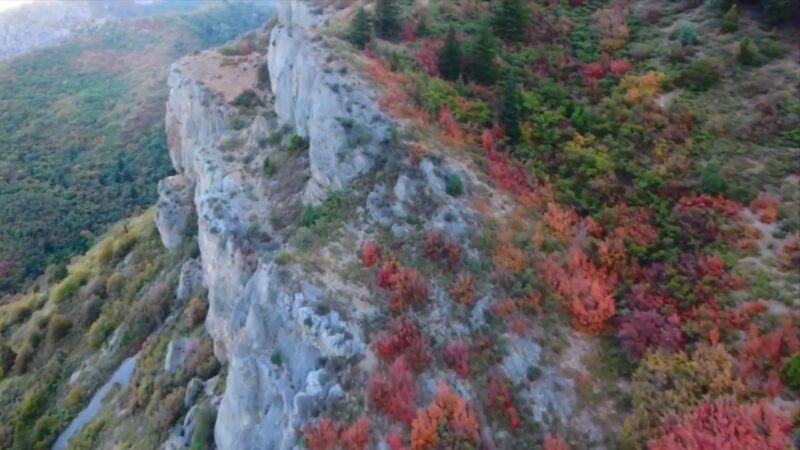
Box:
(375, 0), (402, 41)
(493, 0), (529, 43)
(438, 28), (463, 81)
(499, 74), (522, 144)
(349, 8), (372, 48)
(415, 16), (430, 37)
(471, 24), (498, 85)
(737, 37), (759, 66)
(721, 4), (739, 32)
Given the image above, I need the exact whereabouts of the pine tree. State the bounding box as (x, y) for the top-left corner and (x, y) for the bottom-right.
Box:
(737, 37), (759, 66)
(438, 28), (463, 81)
(493, 0), (529, 43)
(721, 4), (739, 32)
(375, 0), (402, 41)
(415, 15), (430, 37)
(349, 8), (372, 48)
(499, 74), (522, 144)
(471, 24), (498, 85)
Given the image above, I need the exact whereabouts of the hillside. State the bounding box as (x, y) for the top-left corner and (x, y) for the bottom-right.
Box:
(0, 0), (798, 449)
(0, 2), (271, 294)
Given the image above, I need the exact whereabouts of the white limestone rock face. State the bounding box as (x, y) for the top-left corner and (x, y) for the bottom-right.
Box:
(176, 258), (204, 301)
(155, 175), (195, 249)
(267, 0), (392, 202)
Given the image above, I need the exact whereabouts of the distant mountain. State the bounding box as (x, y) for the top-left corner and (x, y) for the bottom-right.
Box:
(0, 2), (272, 294)
(0, 0), (257, 61)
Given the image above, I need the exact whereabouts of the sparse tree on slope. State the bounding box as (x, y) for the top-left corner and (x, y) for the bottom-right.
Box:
(349, 8), (372, 48)
(499, 74), (522, 144)
(493, 0), (529, 43)
(471, 24), (498, 85)
(438, 28), (463, 81)
(375, 0), (402, 41)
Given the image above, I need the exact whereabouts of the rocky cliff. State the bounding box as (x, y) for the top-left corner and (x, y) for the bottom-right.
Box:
(156, 2), (585, 448)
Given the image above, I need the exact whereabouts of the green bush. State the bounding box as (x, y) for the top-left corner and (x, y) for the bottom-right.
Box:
(189, 405), (216, 450)
(738, 37), (760, 66)
(47, 314), (72, 342)
(51, 269), (90, 303)
(721, 4), (739, 32)
(299, 205), (320, 227)
(273, 251), (291, 265)
(445, 174), (465, 197)
(285, 135), (309, 153)
(232, 89), (264, 109)
(270, 350), (283, 367)
(679, 25), (699, 46)
(228, 115), (249, 130)
(783, 352), (800, 391)
(262, 157), (277, 176)
(13, 341), (35, 375)
(257, 63), (270, 87)
(679, 59), (720, 91)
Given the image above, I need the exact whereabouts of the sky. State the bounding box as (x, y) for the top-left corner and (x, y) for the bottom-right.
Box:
(0, 1), (34, 12)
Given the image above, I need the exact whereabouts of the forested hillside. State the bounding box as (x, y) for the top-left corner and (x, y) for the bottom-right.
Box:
(0, 2), (270, 294)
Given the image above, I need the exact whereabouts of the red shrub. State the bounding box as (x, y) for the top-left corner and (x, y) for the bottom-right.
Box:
(649, 400), (792, 450)
(402, 21), (416, 42)
(414, 40), (440, 76)
(738, 321), (800, 395)
(341, 418), (370, 450)
(369, 357), (417, 423)
(582, 62), (605, 79)
(749, 192), (780, 224)
(538, 247), (618, 334)
(411, 381), (480, 449)
(377, 262), (398, 289)
(443, 340), (469, 378)
(386, 428), (408, 450)
(422, 229), (462, 266)
(449, 273), (475, 305)
(377, 317), (432, 371)
(544, 202), (578, 243)
(487, 374), (520, 429)
(609, 59), (631, 75)
(303, 419), (339, 450)
(544, 433), (570, 450)
(438, 106), (462, 141)
(618, 310), (684, 358)
(388, 267), (429, 312)
(361, 241), (380, 267)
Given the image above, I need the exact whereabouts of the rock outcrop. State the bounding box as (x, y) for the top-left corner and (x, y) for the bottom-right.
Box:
(155, 175), (195, 249)
(155, 3), (381, 448)
(155, 2), (582, 448)
(267, 0), (392, 202)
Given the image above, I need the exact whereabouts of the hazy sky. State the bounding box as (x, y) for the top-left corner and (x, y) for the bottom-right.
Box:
(0, 1), (34, 12)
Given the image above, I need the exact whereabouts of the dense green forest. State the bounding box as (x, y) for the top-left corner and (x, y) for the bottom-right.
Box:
(0, 3), (270, 294)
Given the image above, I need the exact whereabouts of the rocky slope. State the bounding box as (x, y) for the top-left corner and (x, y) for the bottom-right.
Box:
(155, 2), (590, 448)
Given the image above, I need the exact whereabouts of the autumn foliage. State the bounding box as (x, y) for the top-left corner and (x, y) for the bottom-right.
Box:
(376, 317), (432, 371)
(369, 357), (417, 424)
(738, 321), (800, 395)
(487, 374), (521, 429)
(410, 381), (480, 450)
(538, 246), (618, 334)
(377, 262), (430, 312)
(544, 434), (570, 450)
(449, 272), (475, 305)
(442, 340), (469, 378)
(361, 241), (380, 267)
(421, 229), (462, 266)
(304, 418), (339, 450)
(341, 418), (371, 450)
(649, 400), (792, 450)
(749, 192), (780, 224)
